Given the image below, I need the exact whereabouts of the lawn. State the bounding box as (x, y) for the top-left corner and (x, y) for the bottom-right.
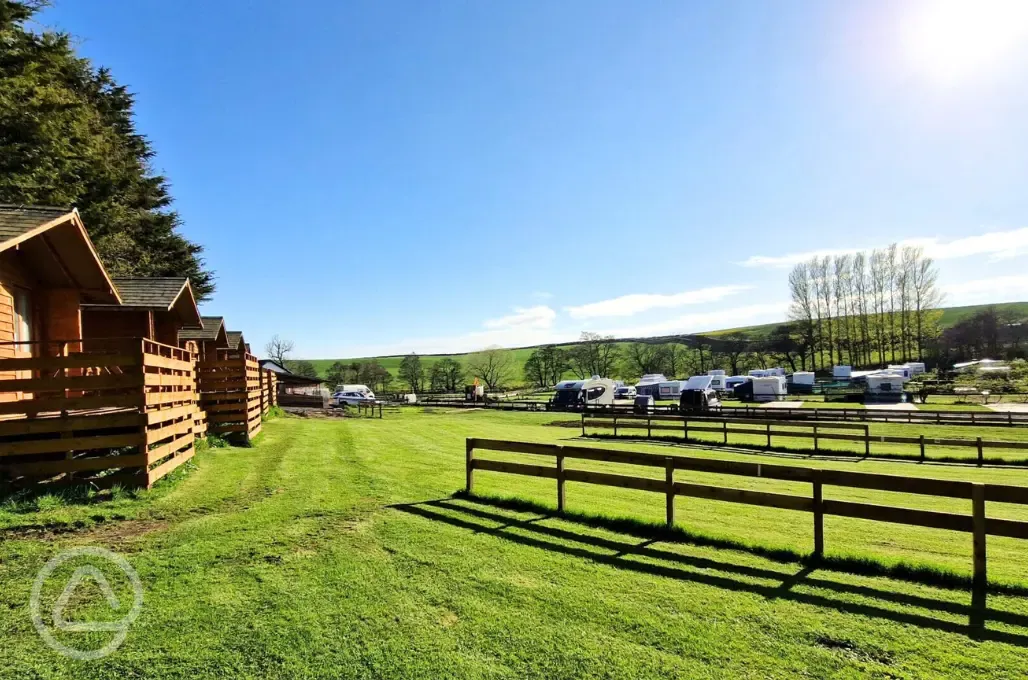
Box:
(2, 410), (1028, 678)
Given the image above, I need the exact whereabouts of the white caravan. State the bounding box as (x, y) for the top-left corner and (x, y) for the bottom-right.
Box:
(751, 376), (787, 402)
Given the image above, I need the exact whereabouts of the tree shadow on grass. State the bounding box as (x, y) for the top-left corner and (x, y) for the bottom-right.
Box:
(390, 493), (1028, 646)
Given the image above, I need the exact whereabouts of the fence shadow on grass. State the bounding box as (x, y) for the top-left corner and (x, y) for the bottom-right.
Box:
(390, 493), (1028, 646)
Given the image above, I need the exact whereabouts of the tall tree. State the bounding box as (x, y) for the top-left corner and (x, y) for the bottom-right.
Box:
(398, 353), (425, 392)
(0, 1), (215, 298)
(569, 332), (620, 378)
(467, 348), (513, 390)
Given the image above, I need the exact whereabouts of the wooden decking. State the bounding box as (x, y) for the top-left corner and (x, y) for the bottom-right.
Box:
(195, 349), (263, 442)
(0, 338), (197, 489)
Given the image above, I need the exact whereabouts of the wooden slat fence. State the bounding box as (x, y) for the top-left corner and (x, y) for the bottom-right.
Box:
(582, 413), (1028, 465)
(260, 369), (277, 416)
(465, 438), (1028, 587)
(195, 348), (262, 442)
(0, 338), (197, 488)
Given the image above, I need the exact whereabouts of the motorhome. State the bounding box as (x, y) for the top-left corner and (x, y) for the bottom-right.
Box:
(748, 368), (785, 378)
(866, 373), (907, 401)
(658, 380), (687, 400)
(725, 375), (750, 390)
(551, 377), (616, 409)
(887, 365), (913, 380)
(788, 371), (816, 394)
(706, 372), (728, 391)
(751, 375), (787, 402)
(680, 375), (721, 411)
(635, 374), (667, 398)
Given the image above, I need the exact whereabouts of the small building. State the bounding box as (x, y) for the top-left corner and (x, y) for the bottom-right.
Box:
(178, 315), (229, 359)
(82, 277), (202, 347)
(0, 206), (120, 368)
(0, 206), (195, 488)
(259, 359), (325, 407)
(226, 330), (250, 353)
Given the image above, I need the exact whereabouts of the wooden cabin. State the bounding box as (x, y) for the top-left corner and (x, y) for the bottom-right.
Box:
(0, 206), (197, 489)
(178, 316), (228, 359)
(226, 330), (250, 354)
(0, 206), (120, 372)
(82, 277), (203, 347)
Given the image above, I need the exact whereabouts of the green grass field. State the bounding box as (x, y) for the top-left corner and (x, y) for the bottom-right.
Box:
(309, 301), (1028, 383)
(3, 410), (1028, 677)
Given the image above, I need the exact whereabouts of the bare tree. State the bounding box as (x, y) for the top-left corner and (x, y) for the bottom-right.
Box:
(788, 262), (817, 370)
(911, 247), (942, 359)
(265, 335), (295, 366)
(467, 348), (513, 390)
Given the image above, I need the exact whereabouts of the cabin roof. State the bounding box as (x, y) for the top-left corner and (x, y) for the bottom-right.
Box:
(0, 205), (71, 242)
(226, 331), (245, 349)
(110, 277), (190, 309)
(178, 315), (225, 342)
(0, 205), (120, 304)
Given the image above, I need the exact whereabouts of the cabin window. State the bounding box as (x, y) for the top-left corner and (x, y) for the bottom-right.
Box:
(13, 288), (31, 349)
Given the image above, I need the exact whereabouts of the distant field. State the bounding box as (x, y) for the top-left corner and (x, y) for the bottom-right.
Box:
(308, 301), (1028, 383)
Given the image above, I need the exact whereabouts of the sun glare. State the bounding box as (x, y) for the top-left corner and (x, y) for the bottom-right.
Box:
(902, 0), (1028, 85)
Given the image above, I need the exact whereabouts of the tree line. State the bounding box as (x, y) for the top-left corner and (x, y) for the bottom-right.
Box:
(788, 244), (942, 370)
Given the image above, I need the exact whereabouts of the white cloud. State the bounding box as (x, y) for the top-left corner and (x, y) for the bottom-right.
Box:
(740, 227), (1028, 268)
(943, 274), (1028, 305)
(565, 285), (751, 320)
(531, 291), (553, 300)
(483, 305), (556, 330)
(595, 302), (791, 338)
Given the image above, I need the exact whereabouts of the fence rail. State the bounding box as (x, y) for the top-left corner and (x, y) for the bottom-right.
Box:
(402, 398), (1028, 427)
(465, 438), (1028, 587)
(0, 338), (197, 488)
(581, 413), (1028, 465)
(195, 349), (262, 442)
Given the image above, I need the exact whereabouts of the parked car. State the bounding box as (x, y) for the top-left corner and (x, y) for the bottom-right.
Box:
(615, 385), (637, 400)
(332, 390), (376, 407)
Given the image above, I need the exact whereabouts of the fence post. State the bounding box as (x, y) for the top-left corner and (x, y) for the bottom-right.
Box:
(813, 477), (824, 557)
(813, 424), (819, 452)
(920, 434), (925, 461)
(684, 418), (689, 441)
(971, 411), (976, 425)
(766, 422), (771, 449)
(977, 437), (984, 466)
(581, 412), (585, 437)
(864, 425), (870, 456)
(722, 420), (728, 445)
(557, 452), (566, 513)
(665, 457), (675, 528)
(614, 414), (618, 437)
(972, 483), (987, 590)
(465, 439), (474, 493)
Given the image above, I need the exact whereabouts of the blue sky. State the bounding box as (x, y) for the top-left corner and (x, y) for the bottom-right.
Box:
(38, 0), (1028, 358)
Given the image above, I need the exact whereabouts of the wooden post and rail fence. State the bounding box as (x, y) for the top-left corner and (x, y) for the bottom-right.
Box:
(464, 437), (1028, 588)
(580, 412), (1028, 466)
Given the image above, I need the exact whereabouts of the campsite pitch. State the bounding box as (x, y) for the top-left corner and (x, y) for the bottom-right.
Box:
(2, 410), (1028, 678)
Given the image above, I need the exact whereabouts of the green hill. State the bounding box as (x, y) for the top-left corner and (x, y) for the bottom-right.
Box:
(308, 301), (1028, 383)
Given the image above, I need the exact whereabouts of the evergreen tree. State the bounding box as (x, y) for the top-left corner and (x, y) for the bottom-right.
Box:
(0, 1), (215, 299)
